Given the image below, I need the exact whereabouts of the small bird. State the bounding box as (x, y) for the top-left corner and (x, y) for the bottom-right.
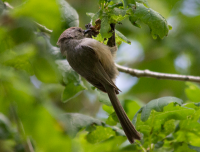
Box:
(57, 27), (141, 143)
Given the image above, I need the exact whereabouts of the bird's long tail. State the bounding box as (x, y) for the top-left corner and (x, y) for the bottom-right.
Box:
(104, 84), (141, 144)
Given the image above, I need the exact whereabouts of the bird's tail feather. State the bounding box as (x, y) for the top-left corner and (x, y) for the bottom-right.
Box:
(104, 85), (141, 144)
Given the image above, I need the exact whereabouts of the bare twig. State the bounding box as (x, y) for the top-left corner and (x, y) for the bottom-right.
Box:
(116, 64), (200, 83)
(4, 1), (200, 83)
(4, 2), (13, 9)
(10, 104), (35, 152)
(34, 21), (53, 34)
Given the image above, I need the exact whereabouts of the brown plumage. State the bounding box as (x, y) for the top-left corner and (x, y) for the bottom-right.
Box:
(57, 27), (141, 143)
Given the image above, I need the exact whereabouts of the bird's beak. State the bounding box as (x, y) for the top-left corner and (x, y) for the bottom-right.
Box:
(84, 29), (91, 34)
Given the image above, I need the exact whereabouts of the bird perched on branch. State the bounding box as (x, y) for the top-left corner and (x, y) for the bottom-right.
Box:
(57, 24), (141, 143)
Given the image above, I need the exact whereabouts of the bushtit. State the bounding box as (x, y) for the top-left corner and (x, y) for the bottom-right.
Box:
(57, 27), (141, 143)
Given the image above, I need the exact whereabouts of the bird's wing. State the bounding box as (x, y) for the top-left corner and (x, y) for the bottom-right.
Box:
(72, 44), (120, 93)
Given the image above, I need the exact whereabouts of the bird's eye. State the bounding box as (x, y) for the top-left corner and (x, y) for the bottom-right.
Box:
(78, 29), (82, 32)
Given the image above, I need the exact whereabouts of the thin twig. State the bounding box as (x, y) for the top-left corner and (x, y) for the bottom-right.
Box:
(4, 2), (200, 83)
(116, 64), (200, 83)
(34, 21), (53, 34)
(4, 2), (13, 9)
(10, 104), (35, 152)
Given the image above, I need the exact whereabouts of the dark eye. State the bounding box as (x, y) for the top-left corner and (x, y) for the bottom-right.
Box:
(78, 29), (82, 32)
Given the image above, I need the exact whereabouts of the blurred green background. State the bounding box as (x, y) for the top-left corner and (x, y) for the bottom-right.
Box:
(0, 0), (200, 151)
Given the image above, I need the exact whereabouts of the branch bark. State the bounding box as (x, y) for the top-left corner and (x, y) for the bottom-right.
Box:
(116, 64), (200, 83)
(4, 2), (200, 84)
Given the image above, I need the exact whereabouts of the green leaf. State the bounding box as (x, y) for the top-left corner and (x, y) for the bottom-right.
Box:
(154, 141), (164, 149)
(185, 82), (200, 103)
(93, 33), (107, 44)
(86, 12), (95, 19)
(0, 66), (37, 105)
(128, 0), (149, 7)
(56, 60), (87, 102)
(0, 0), (5, 15)
(122, 0), (128, 8)
(135, 103), (195, 138)
(61, 82), (86, 103)
(58, 0), (79, 27)
(115, 30), (131, 44)
(188, 145), (200, 152)
(109, 7), (128, 22)
(0, 114), (12, 140)
(124, 99), (141, 119)
(32, 56), (61, 83)
(129, 19), (141, 28)
(100, 14), (113, 38)
(106, 114), (117, 126)
(2, 44), (35, 75)
(97, 91), (111, 106)
(92, 9), (103, 25)
(108, 2), (123, 9)
(102, 104), (114, 114)
(99, 0), (105, 6)
(6, 18), (35, 45)
(168, 25), (173, 30)
(78, 133), (126, 152)
(37, 33), (62, 59)
(141, 96), (183, 121)
(164, 119), (175, 134)
(175, 119), (200, 145)
(15, 100), (72, 152)
(86, 126), (116, 144)
(110, 112), (119, 122)
(55, 60), (81, 85)
(152, 103), (195, 128)
(175, 143), (196, 152)
(60, 113), (124, 137)
(130, 2), (169, 39)
(13, 0), (61, 30)
(51, 0), (79, 45)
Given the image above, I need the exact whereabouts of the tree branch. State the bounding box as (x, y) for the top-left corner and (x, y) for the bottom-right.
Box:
(34, 21), (53, 34)
(4, 2), (200, 84)
(116, 64), (200, 83)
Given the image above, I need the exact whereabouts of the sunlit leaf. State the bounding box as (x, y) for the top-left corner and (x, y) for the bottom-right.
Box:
(86, 126), (116, 144)
(106, 114), (117, 126)
(115, 30), (131, 44)
(102, 104), (114, 114)
(100, 15), (112, 38)
(140, 96), (183, 121)
(185, 82), (200, 103)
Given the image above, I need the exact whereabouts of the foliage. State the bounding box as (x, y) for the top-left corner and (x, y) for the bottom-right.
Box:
(0, 0), (200, 152)
(87, 0), (170, 42)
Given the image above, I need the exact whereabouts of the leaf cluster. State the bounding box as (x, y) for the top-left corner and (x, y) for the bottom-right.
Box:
(0, 0), (199, 152)
(87, 0), (171, 44)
